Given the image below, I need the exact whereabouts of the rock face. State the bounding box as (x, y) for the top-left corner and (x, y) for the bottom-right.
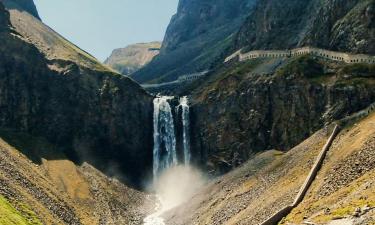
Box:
(0, 2), (154, 188)
(1, 0), (40, 19)
(188, 57), (375, 174)
(234, 0), (375, 54)
(132, 0), (256, 83)
(104, 42), (161, 75)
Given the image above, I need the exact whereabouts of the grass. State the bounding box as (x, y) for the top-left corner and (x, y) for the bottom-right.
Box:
(206, 59), (263, 87)
(313, 197), (374, 223)
(339, 63), (375, 78)
(0, 195), (42, 225)
(276, 55), (324, 79)
(335, 77), (375, 88)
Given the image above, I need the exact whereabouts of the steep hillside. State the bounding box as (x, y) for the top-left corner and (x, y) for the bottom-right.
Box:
(184, 56), (375, 175)
(132, 0), (256, 83)
(0, 131), (153, 225)
(234, 0), (375, 55)
(164, 112), (375, 225)
(1, 0), (39, 19)
(0, 1), (154, 188)
(1, 0), (111, 72)
(104, 42), (161, 75)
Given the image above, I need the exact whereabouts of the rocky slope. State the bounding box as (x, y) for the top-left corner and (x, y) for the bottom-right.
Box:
(0, 1), (154, 188)
(185, 56), (375, 175)
(132, 0), (256, 83)
(0, 131), (153, 225)
(104, 42), (161, 75)
(234, 0), (375, 55)
(164, 111), (375, 225)
(1, 0), (40, 19)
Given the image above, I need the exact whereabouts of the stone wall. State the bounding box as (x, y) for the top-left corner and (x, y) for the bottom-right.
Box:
(142, 71), (209, 89)
(225, 47), (375, 64)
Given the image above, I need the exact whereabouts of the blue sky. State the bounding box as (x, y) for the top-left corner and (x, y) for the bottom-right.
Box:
(34, 0), (179, 61)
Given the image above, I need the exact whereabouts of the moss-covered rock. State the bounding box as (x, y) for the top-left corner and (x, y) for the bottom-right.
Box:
(0, 195), (42, 225)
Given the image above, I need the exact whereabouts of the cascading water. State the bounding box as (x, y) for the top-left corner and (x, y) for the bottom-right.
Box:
(144, 96), (192, 225)
(152, 96), (178, 180)
(178, 96), (191, 165)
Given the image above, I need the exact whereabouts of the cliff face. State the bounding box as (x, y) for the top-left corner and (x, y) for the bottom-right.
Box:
(104, 42), (161, 75)
(234, 0), (375, 54)
(0, 2), (154, 188)
(188, 57), (375, 174)
(132, 0), (256, 83)
(1, 0), (40, 19)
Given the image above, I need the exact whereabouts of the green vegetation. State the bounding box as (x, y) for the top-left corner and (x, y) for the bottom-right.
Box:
(0, 195), (42, 225)
(335, 77), (375, 88)
(313, 199), (374, 223)
(340, 63), (375, 78)
(277, 56), (324, 78)
(192, 59), (263, 94)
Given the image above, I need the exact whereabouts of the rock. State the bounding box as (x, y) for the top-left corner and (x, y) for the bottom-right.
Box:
(235, 0), (375, 55)
(190, 58), (375, 174)
(1, 0), (40, 20)
(104, 42), (161, 75)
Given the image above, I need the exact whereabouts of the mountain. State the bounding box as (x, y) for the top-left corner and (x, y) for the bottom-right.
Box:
(133, 0), (374, 84)
(131, 0), (256, 83)
(153, 0), (375, 175)
(1, 0), (111, 72)
(233, 0), (375, 54)
(0, 0), (154, 188)
(1, 0), (40, 19)
(104, 42), (161, 75)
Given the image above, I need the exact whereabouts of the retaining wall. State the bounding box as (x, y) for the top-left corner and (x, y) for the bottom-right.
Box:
(225, 47), (375, 64)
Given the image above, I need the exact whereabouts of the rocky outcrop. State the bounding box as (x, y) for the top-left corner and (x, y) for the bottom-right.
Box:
(132, 0), (256, 83)
(188, 57), (375, 174)
(234, 0), (375, 55)
(0, 2), (154, 188)
(1, 0), (40, 19)
(104, 42), (161, 75)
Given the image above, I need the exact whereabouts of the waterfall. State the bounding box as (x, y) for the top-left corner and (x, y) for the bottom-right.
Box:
(178, 96), (191, 164)
(153, 96), (178, 180)
(146, 96), (192, 225)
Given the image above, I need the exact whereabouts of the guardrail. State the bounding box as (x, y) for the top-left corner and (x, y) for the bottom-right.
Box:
(225, 47), (375, 64)
(141, 71), (209, 89)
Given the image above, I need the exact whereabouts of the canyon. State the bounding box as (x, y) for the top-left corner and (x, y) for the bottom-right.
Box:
(0, 0), (374, 224)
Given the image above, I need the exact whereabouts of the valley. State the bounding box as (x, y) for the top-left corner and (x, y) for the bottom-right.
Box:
(0, 0), (374, 225)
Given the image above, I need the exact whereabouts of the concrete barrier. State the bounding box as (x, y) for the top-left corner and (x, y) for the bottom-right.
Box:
(259, 124), (340, 225)
(225, 47), (375, 64)
(141, 71), (209, 89)
(338, 102), (375, 127)
(292, 125), (340, 207)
